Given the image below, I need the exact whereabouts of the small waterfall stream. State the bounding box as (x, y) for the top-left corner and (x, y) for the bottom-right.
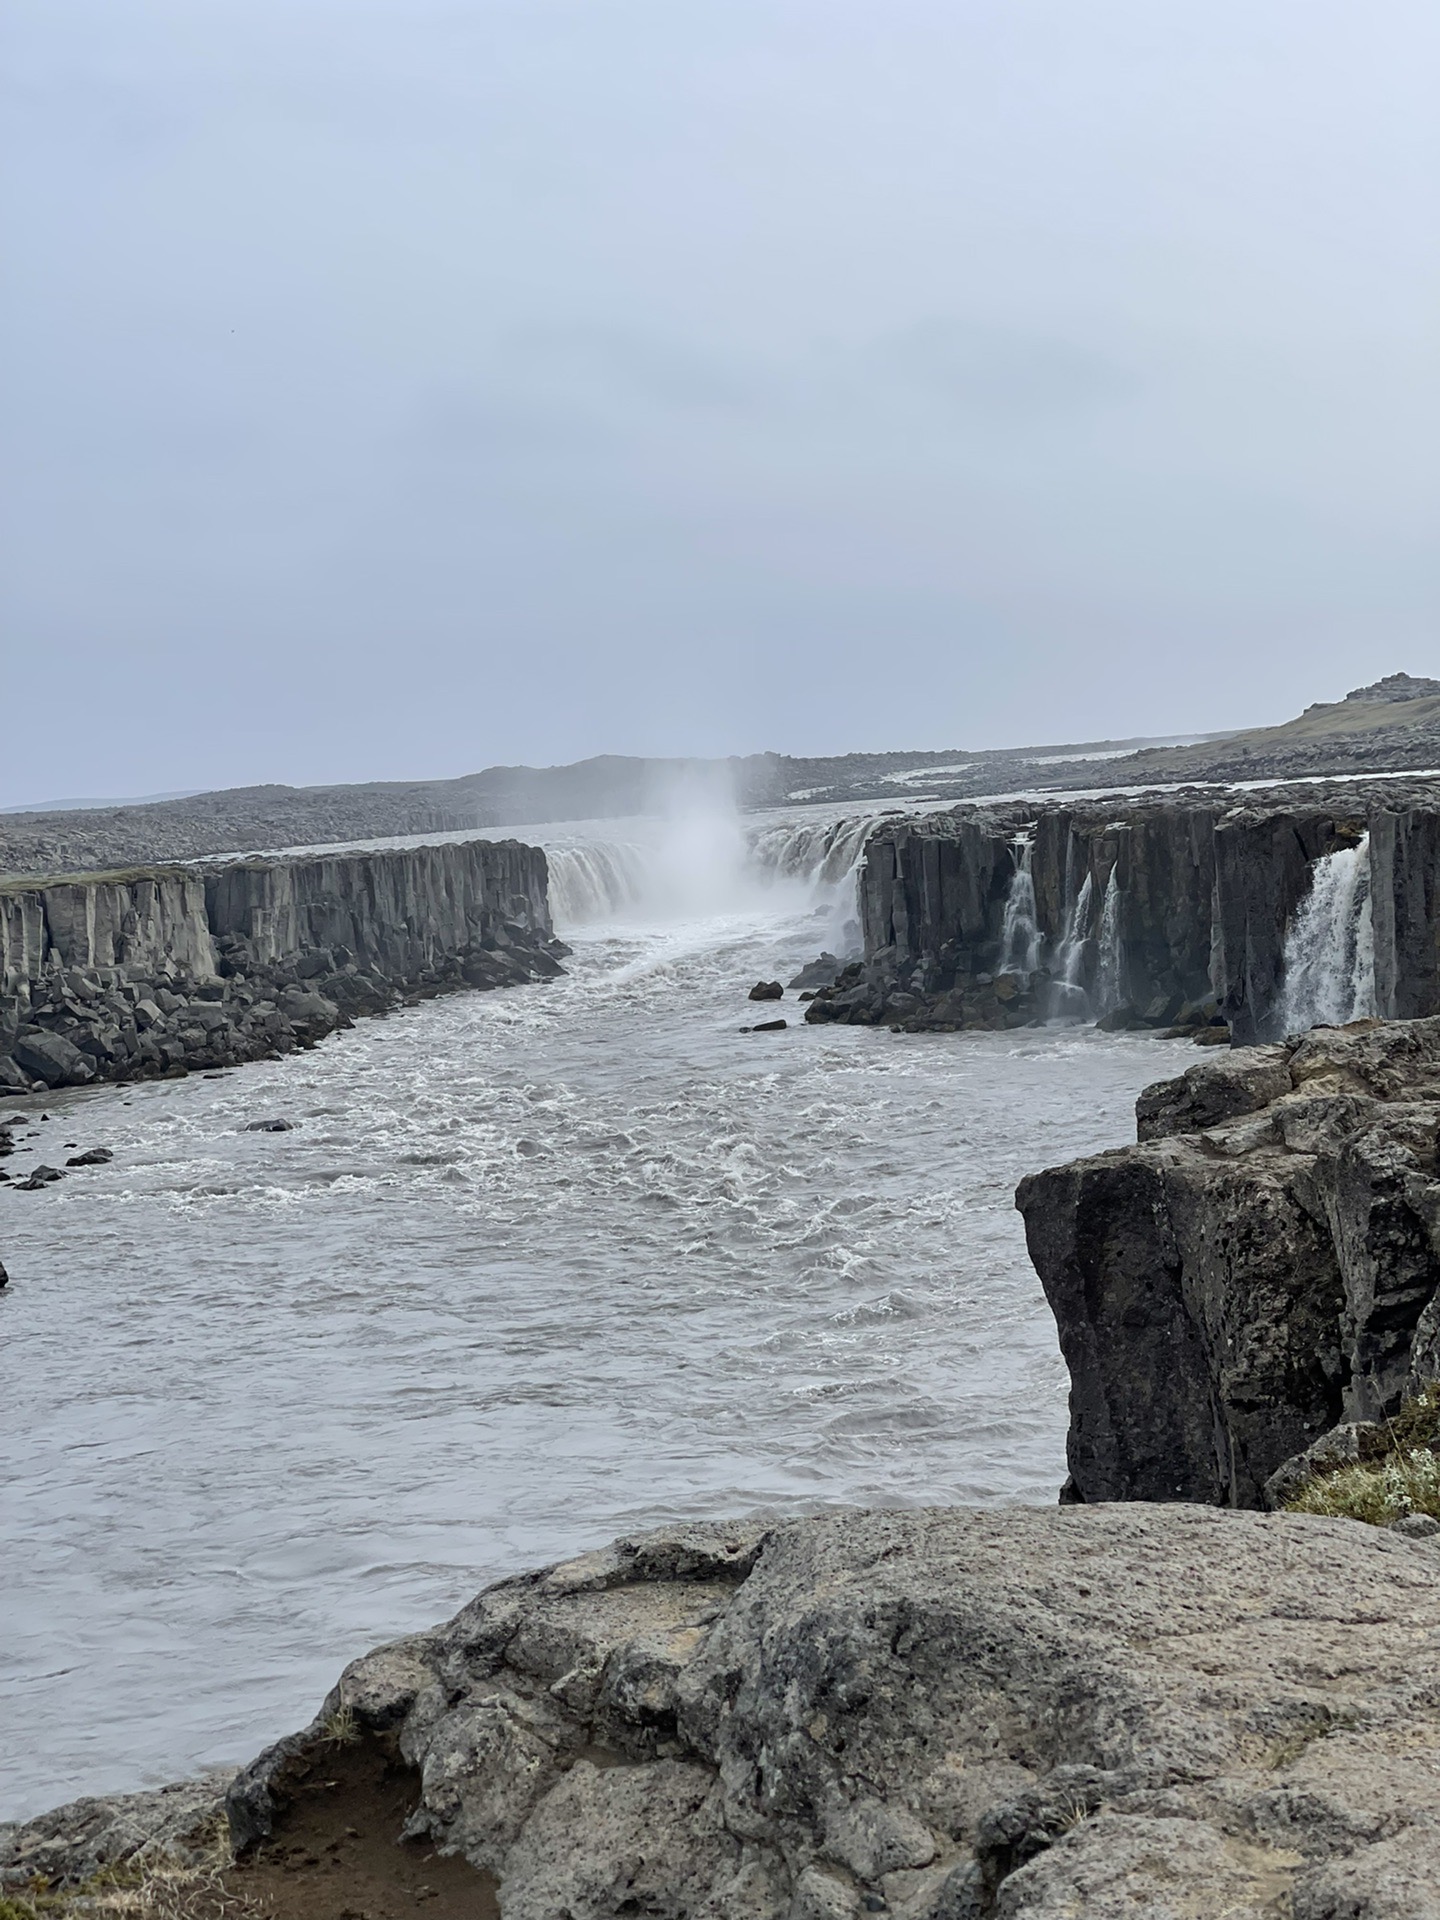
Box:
(1095, 868), (1127, 1015)
(1280, 833), (1377, 1032)
(999, 838), (1043, 976)
(1049, 871), (1094, 1017)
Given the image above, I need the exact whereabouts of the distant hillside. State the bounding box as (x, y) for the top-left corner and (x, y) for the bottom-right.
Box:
(1, 672), (1435, 879)
(1087, 672), (1440, 788)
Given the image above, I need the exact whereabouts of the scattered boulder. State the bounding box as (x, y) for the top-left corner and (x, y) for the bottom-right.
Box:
(245, 1119), (296, 1133)
(15, 1165), (65, 1190)
(65, 1147), (114, 1168)
(0, 1258), (8, 1287)
(12, 1031), (96, 1089)
(748, 981), (784, 1001)
(748, 1018), (788, 1033)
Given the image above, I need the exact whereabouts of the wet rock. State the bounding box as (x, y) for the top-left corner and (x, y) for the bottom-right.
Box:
(65, 1147), (114, 1167)
(748, 1018), (788, 1033)
(748, 981), (784, 1001)
(245, 1118), (296, 1132)
(15, 1165), (65, 1189)
(0, 1258), (8, 1286)
(1018, 1016), (1440, 1506)
(789, 953), (844, 990)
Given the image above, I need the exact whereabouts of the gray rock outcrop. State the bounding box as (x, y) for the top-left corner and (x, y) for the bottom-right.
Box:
(0, 838), (564, 1092)
(1017, 1017), (1440, 1507)
(12, 1506), (1440, 1916)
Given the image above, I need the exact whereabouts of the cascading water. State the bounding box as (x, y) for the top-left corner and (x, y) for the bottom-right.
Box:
(1279, 833), (1377, 1032)
(1048, 872), (1094, 1018)
(543, 809), (876, 943)
(546, 842), (650, 928)
(999, 838), (1043, 977)
(1095, 867), (1127, 1015)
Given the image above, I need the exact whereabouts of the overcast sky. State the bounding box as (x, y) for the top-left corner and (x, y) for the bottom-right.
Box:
(2, 1), (1436, 804)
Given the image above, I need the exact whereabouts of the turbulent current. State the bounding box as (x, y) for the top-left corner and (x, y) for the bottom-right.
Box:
(0, 810), (1190, 1820)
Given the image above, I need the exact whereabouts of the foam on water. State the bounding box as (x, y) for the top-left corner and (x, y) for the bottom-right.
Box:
(0, 826), (1191, 1820)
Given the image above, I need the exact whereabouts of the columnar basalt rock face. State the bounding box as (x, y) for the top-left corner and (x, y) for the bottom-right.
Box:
(10, 1507), (1440, 1918)
(1016, 1018), (1440, 1509)
(804, 783), (1440, 1044)
(0, 840), (561, 1092)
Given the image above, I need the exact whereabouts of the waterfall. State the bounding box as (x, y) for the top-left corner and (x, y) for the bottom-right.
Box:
(1095, 868), (1127, 1015)
(545, 842), (650, 928)
(1279, 834), (1377, 1032)
(746, 813), (875, 890)
(998, 839), (1042, 977)
(1048, 871), (1094, 1017)
(544, 812), (876, 937)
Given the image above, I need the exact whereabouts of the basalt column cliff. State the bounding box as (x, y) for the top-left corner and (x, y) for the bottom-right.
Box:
(0, 839), (563, 1093)
(804, 781), (1440, 1045)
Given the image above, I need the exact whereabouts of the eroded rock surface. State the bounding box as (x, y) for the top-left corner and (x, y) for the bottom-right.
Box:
(1018, 1017), (1440, 1506)
(97, 1508), (1440, 1917)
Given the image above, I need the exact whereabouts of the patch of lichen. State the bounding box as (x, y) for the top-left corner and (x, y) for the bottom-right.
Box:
(1286, 1384), (1440, 1525)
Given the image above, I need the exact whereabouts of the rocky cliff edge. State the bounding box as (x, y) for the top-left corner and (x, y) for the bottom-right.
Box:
(1018, 1016), (1440, 1509)
(6, 1507), (1440, 1918)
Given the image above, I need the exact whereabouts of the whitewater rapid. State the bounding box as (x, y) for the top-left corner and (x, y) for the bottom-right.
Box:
(0, 818), (1191, 1820)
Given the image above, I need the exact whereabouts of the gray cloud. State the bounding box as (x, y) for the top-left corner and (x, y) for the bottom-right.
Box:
(0, 0), (1436, 802)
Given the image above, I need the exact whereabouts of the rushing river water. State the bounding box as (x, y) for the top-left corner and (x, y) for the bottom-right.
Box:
(0, 818), (1191, 1820)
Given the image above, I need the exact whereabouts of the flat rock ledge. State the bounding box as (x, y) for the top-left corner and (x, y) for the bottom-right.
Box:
(8, 1505), (1440, 1918)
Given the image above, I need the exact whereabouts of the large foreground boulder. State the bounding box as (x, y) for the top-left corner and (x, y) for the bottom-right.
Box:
(1017, 1017), (1440, 1506)
(14, 1506), (1434, 1918)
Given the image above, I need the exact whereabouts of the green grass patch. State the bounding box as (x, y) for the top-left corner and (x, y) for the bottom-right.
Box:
(1286, 1384), (1440, 1526)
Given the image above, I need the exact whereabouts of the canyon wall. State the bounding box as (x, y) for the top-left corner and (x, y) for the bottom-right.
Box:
(0, 839), (560, 1093)
(1016, 1017), (1440, 1508)
(805, 781), (1440, 1044)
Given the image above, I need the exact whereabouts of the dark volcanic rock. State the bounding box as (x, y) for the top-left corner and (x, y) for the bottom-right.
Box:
(64, 1147), (113, 1167)
(836, 782), (1440, 1043)
(788, 952), (844, 990)
(16, 1165), (66, 1189)
(245, 1119), (295, 1133)
(1018, 1016), (1440, 1507)
(15, 1508), (1440, 1916)
(748, 980), (784, 1001)
(13, 1031), (96, 1089)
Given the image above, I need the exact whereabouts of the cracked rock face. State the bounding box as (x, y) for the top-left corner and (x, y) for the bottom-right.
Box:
(212, 1505), (1440, 1918)
(1018, 1017), (1440, 1507)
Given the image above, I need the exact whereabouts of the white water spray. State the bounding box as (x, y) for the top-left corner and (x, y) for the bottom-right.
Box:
(1280, 834), (1376, 1032)
(543, 808), (876, 941)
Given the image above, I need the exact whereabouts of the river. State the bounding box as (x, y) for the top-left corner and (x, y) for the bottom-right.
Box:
(0, 811), (1190, 1819)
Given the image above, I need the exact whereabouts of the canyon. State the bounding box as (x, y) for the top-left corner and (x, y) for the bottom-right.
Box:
(7, 718), (1440, 1916)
